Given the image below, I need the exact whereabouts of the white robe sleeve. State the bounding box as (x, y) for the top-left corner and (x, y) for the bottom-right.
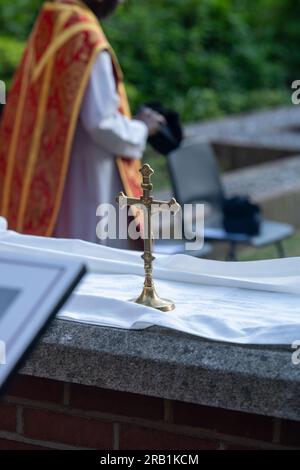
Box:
(80, 51), (148, 159)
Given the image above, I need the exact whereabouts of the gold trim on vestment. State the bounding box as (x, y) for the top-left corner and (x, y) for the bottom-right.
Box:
(32, 22), (100, 82)
(46, 42), (109, 236)
(1, 47), (34, 217)
(17, 11), (71, 231)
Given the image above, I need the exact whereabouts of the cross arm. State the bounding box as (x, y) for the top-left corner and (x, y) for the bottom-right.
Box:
(116, 192), (141, 209)
(151, 197), (181, 214)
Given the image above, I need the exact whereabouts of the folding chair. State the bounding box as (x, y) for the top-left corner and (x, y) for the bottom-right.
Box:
(168, 142), (295, 260)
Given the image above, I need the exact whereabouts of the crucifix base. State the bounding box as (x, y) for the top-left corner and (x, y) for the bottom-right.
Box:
(131, 286), (175, 312)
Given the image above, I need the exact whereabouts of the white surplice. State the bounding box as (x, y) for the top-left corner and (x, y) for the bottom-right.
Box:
(54, 51), (148, 244)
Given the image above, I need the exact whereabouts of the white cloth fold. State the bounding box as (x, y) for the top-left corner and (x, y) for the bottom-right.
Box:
(1, 227), (300, 345)
(0, 218), (7, 231)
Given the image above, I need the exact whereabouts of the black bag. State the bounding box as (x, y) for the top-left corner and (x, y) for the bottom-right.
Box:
(141, 102), (183, 156)
(222, 196), (261, 236)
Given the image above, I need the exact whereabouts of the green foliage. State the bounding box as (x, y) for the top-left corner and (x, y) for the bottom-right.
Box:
(0, 0), (294, 121)
(104, 0), (292, 118)
(0, 0), (42, 39)
(0, 36), (25, 87)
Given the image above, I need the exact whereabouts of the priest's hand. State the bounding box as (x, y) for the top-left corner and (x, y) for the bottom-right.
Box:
(135, 107), (166, 136)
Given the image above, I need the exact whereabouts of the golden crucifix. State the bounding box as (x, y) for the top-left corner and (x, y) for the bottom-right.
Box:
(116, 164), (181, 312)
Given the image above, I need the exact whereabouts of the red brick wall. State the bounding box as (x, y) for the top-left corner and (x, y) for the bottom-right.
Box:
(0, 374), (298, 450)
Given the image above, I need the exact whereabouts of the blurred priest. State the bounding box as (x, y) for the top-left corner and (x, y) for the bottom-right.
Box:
(0, 0), (163, 244)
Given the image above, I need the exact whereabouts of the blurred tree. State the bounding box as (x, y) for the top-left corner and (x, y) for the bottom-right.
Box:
(0, 36), (24, 87)
(0, 0), (292, 121)
(0, 0), (42, 39)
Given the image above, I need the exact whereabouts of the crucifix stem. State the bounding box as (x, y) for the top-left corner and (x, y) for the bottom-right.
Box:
(144, 205), (154, 288)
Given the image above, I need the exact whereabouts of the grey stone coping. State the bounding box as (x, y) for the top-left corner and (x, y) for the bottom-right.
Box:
(185, 107), (300, 171)
(185, 106), (300, 141)
(223, 154), (300, 201)
(215, 132), (300, 153)
(20, 318), (300, 422)
(157, 154), (300, 204)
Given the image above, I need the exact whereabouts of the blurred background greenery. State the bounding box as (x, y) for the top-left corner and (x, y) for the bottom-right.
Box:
(1, 0), (299, 258)
(0, 0), (297, 122)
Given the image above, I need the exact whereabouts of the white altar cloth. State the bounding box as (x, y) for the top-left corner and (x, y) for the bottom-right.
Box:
(1, 227), (300, 345)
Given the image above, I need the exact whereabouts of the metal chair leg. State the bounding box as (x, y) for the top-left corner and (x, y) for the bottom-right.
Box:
(275, 241), (286, 258)
(226, 241), (237, 261)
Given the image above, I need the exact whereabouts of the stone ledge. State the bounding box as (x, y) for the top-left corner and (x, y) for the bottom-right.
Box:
(185, 106), (300, 171)
(185, 106), (300, 141)
(19, 319), (300, 422)
(223, 155), (300, 201)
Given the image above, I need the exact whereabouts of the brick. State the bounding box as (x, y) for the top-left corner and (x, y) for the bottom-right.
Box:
(70, 384), (164, 420)
(173, 401), (273, 442)
(0, 438), (48, 450)
(0, 403), (17, 432)
(280, 419), (300, 447)
(120, 425), (218, 450)
(23, 408), (113, 449)
(6, 375), (64, 404)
